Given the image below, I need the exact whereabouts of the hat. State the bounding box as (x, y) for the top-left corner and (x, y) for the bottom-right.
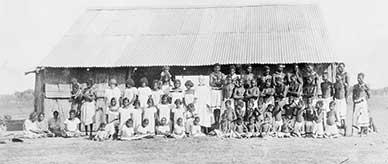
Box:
(110, 79), (117, 84)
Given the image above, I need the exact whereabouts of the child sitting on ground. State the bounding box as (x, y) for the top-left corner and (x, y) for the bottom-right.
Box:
(232, 118), (248, 138)
(93, 123), (109, 141)
(280, 117), (293, 138)
(272, 103), (283, 137)
(293, 107), (305, 137)
(325, 101), (339, 138)
(135, 119), (154, 139)
(64, 110), (81, 137)
(156, 117), (171, 137)
(190, 117), (205, 137)
(260, 113), (272, 137)
(246, 117), (259, 138)
(120, 119), (136, 141)
(172, 118), (186, 139)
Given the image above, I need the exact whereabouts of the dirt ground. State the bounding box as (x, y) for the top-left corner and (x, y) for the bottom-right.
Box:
(1, 96), (388, 164)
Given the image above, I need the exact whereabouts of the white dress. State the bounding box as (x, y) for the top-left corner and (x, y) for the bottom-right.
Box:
(104, 87), (122, 104)
(121, 126), (135, 138)
(130, 108), (142, 129)
(143, 107), (157, 133)
(183, 91), (196, 106)
(158, 104), (172, 124)
(118, 107), (132, 129)
(81, 101), (95, 125)
(170, 89), (184, 104)
(171, 107), (186, 124)
(195, 85), (213, 127)
(151, 89), (164, 105)
(107, 105), (120, 123)
(123, 87), (138, 104)
(138, 87), (152, 108)
(64, 118), (81, 132)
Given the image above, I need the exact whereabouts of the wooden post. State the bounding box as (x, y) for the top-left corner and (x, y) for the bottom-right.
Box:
(34, 69), (45, 113)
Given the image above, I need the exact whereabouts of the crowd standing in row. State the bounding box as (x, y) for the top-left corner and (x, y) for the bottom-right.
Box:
(20, 63), (377, 141)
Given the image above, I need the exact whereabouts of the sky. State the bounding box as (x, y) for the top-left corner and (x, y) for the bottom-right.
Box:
(0, 0), (387, 94)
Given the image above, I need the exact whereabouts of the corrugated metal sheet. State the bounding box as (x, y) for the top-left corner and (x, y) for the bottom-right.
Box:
(39, 4), (338, 68)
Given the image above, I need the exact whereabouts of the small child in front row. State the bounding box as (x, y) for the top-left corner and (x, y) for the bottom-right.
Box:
(184, 103), (197, 134)
(246, 117), (259, 138)
(220, 100), (236, 136)
(325, 101), (339, 138)
(156, 117), (171, 137)
(172, 118), (186, 139)
(190, 117), (205, 137)
(136, 119), (154, 139)
(293, 107), (305, 137)
(314, 101), (325, 138)
(120, 119), (136, 141)
(232, 118), (248, 138)
(93, 123), (109, 141)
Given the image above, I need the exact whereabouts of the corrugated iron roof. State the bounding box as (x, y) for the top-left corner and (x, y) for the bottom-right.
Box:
(39, 4), (338, 68)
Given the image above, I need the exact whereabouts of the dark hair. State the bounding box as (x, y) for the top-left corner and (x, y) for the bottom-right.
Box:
(184, 80), (194, 87)
(358, 73), (365, 78)
(329, 101), (336, 106)
(126, 78), (135, 87)
(69, 110), (76, 115)
(147, 97), (154, 105)
(122, 97), (130, 103)
(133, 99), (140, 106)
(53, 111), (59, 115)
(140, 77), (149, 86)
(174, 99), (182, 105)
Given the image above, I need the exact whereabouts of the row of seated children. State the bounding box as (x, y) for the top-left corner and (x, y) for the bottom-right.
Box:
(217, 97), (343, 139)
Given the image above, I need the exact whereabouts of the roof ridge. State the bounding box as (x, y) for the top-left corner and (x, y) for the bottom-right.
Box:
(87, 3), (318, 11)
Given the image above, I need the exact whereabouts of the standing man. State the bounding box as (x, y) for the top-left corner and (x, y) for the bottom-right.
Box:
(70, 78), (83, 117)
(320, 72), (334, 128)
(352, 73), (371, 135)
(209, 63), (226, 127)
(242, 64), (255, 86)
(287, 64), (303, 85)
(337, 63), (349, 95)
(333, 74), (347, 130)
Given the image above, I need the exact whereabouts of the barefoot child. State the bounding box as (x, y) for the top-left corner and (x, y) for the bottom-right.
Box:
(107, 98), (120, 123)
(119, 98), (132, 129)
(220, 100), (236, 136)
(232, 118), (248, 138)
(130, 100), (143, 129)
(136, 119), (154, 138)
(171, 99), (185, 132)
(315, 101), (325, 138)
(184, 103), (197, 134)
(93, 123), (110, 141)
(293, 107), (305, 137)
(304, 98), (317, 138)
(272, 103), (283, 136)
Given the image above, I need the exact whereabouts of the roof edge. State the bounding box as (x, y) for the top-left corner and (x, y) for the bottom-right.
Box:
(87, 3), (318, 11)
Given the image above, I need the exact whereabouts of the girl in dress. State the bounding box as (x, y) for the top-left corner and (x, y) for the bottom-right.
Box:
(184, 103), (197, 134)
(151, 80), (163, 105)
(157, 95), (172, 126)
(64, 110), (81, 137)
(156, 117), (171, 136)
(171, 99), (185, 131)
(123, 78), (138, 105)
(138, 77), (152, 108)
(183, 80), (196, 107)
(169, 79), (184, 104)
(107, 98), (120, 123)
(81, 79), (96, 138)
(143, 97), (157, 134)
(23, 112), (46, 138)
(118, 98), (132, 129)
(130, 100), (143, 129)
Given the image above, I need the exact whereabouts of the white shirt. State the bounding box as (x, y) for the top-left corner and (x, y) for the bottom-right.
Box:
(64, 118), (80, 132)
(171, 107), (185, 123)
(24, 119), (38, 132)
(119, 107), (132, 128)
(121, 126), (135, 138)
(157, 125), (170, 134)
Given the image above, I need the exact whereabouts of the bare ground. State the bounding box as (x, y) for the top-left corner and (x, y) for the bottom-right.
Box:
(1, 96), (388, 164)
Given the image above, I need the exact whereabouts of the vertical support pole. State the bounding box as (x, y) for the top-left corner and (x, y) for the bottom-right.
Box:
(34, 69), (45, 113)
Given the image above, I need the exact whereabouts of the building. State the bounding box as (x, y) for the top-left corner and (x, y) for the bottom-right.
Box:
(33, 4), (340, 120)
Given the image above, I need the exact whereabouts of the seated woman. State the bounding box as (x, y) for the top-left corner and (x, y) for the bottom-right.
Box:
(64, 110), (81, 137)
(23, 112), (46, 139)
(48, 111), (65, 137)
(36, 112), (54, 137)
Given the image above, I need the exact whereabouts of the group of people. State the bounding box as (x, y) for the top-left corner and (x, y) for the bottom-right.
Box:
(18, 63), (376, 141)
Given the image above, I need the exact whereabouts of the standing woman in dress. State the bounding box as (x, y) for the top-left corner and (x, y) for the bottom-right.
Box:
(195, 76), (213, 134)
(138, 77), (152, 108)
(81, 79), (97, 138)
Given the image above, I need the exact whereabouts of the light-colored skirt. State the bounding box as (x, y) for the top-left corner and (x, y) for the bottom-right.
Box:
(81, 101), (96, 125)
(335, 98), (347, 120)
(210, 89), (223, 108)
(357, 100), (369, 127)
